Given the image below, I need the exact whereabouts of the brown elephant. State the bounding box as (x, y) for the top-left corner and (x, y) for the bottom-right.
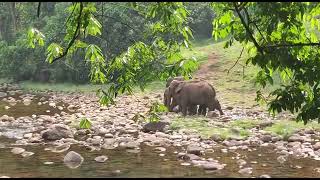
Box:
(166, 76), (185, 88)
(169, 80), (224, 116)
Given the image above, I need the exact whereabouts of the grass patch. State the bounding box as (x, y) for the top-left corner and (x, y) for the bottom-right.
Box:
(264, 120), (320, 139)
(170, 117), (252, 140)
(0, 78), (13, 84)
(229, 119), (261, 129)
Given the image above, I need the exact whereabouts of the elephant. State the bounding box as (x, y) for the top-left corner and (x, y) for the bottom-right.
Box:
(166, 76), (185, 88)
(168, 80), (224, 116)
(163, 87), (170, 110)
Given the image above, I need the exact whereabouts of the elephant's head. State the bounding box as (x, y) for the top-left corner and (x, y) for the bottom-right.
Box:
(166, 76), (185, 87)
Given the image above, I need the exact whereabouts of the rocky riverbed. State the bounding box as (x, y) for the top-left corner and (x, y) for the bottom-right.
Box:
(1, 82), (320, 178)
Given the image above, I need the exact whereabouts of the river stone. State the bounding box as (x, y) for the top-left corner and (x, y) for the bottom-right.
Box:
(202, 162), (225, 170)
(11, 147), (25, 155)
(41, 124), (74, 141)
(313, 142), (320, 151)
(44, 162), (54, 165)
(277, 155), (287, 164)
(94, 155), (108, 163)
(237, 159), (247, 167)
(0, 115), (14, 122)
(238, 167), (253, 175)
(142, 122), (170, 133)
(63, 151), (84, 169)
(120, 141), (140, 149)
(23, 133), (33, 139)
(288, 134), (305, 142)
(21, 151), (34, 158)
(104, 133), (113, 138)
(0, 92), (7, 98)
(187, 144), (204, 155)
(207, 111), (219, 118)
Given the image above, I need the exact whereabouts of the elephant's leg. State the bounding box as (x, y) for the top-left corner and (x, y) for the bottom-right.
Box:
(199, 105), (207, 116)
(181, 102), (188, 116)
(188, 104), (197, 115)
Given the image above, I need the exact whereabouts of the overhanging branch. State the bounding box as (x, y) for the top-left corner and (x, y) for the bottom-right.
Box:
(51, 2), (83, 63)
(233, 2), (264, 54)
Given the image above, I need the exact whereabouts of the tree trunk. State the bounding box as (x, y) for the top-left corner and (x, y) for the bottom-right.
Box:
(10, 2), (16, 33)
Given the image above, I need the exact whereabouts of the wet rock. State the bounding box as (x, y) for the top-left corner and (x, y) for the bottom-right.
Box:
(21, 151), (34, 158)
(288, 134), (305, 142)
(126, 149), (140, 153)
(142, 122), (170, 133)
(260, 174), (271, 178)
(260, 135), (272, 143)
(187, 144), (204, 155)
(119, 141), (140, 149)
(91, 136), (102, 145)
(0, 115), (14, 122)
(63, 151), (84, 169)
(11, 147), (25, 154)
(41, 124), (74, 141)
(50, 143), (71, 153)
(94, 155), (108, 163)
(4, 106), (10, 110)
(313, 142), (320, 151)
(102, 139), (117, 150)
(238, 167), (253, 175)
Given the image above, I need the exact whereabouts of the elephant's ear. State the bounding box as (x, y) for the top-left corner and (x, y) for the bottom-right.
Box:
(175, 83), (183, 94)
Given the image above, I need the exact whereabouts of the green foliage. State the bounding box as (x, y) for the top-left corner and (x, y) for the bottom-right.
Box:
(147, 101), (168, 123)
(79, 118), (92, 129)
(211, 2), (320, 123)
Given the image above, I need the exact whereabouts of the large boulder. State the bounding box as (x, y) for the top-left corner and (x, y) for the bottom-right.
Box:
(63, 151), (84, 169)
(41, 124), (74, 141)
(142, 122), (170, 133)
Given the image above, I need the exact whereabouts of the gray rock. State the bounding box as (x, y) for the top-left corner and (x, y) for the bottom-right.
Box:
(0, 92), (7, 98)
(63, 151), (84, 169)
(154, 147), (166, 152)
(97, 127), (108, 135)
(11, 147), (25, 154)
(0, 115), (14, 122)
(187, 144), (204, 155)
(238, 167), (253, 175)
(50, 143), (71, 153)
(201, 162), (225, 170)
(41, 124), (74, 141)
(120, 141), (140, 149)
(313, 142), (320, 151)
(260, 135), (272, 142)
(94, 155), (108, 163)
(142, 122), (170, 133)
(288, 134), (305, 142)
